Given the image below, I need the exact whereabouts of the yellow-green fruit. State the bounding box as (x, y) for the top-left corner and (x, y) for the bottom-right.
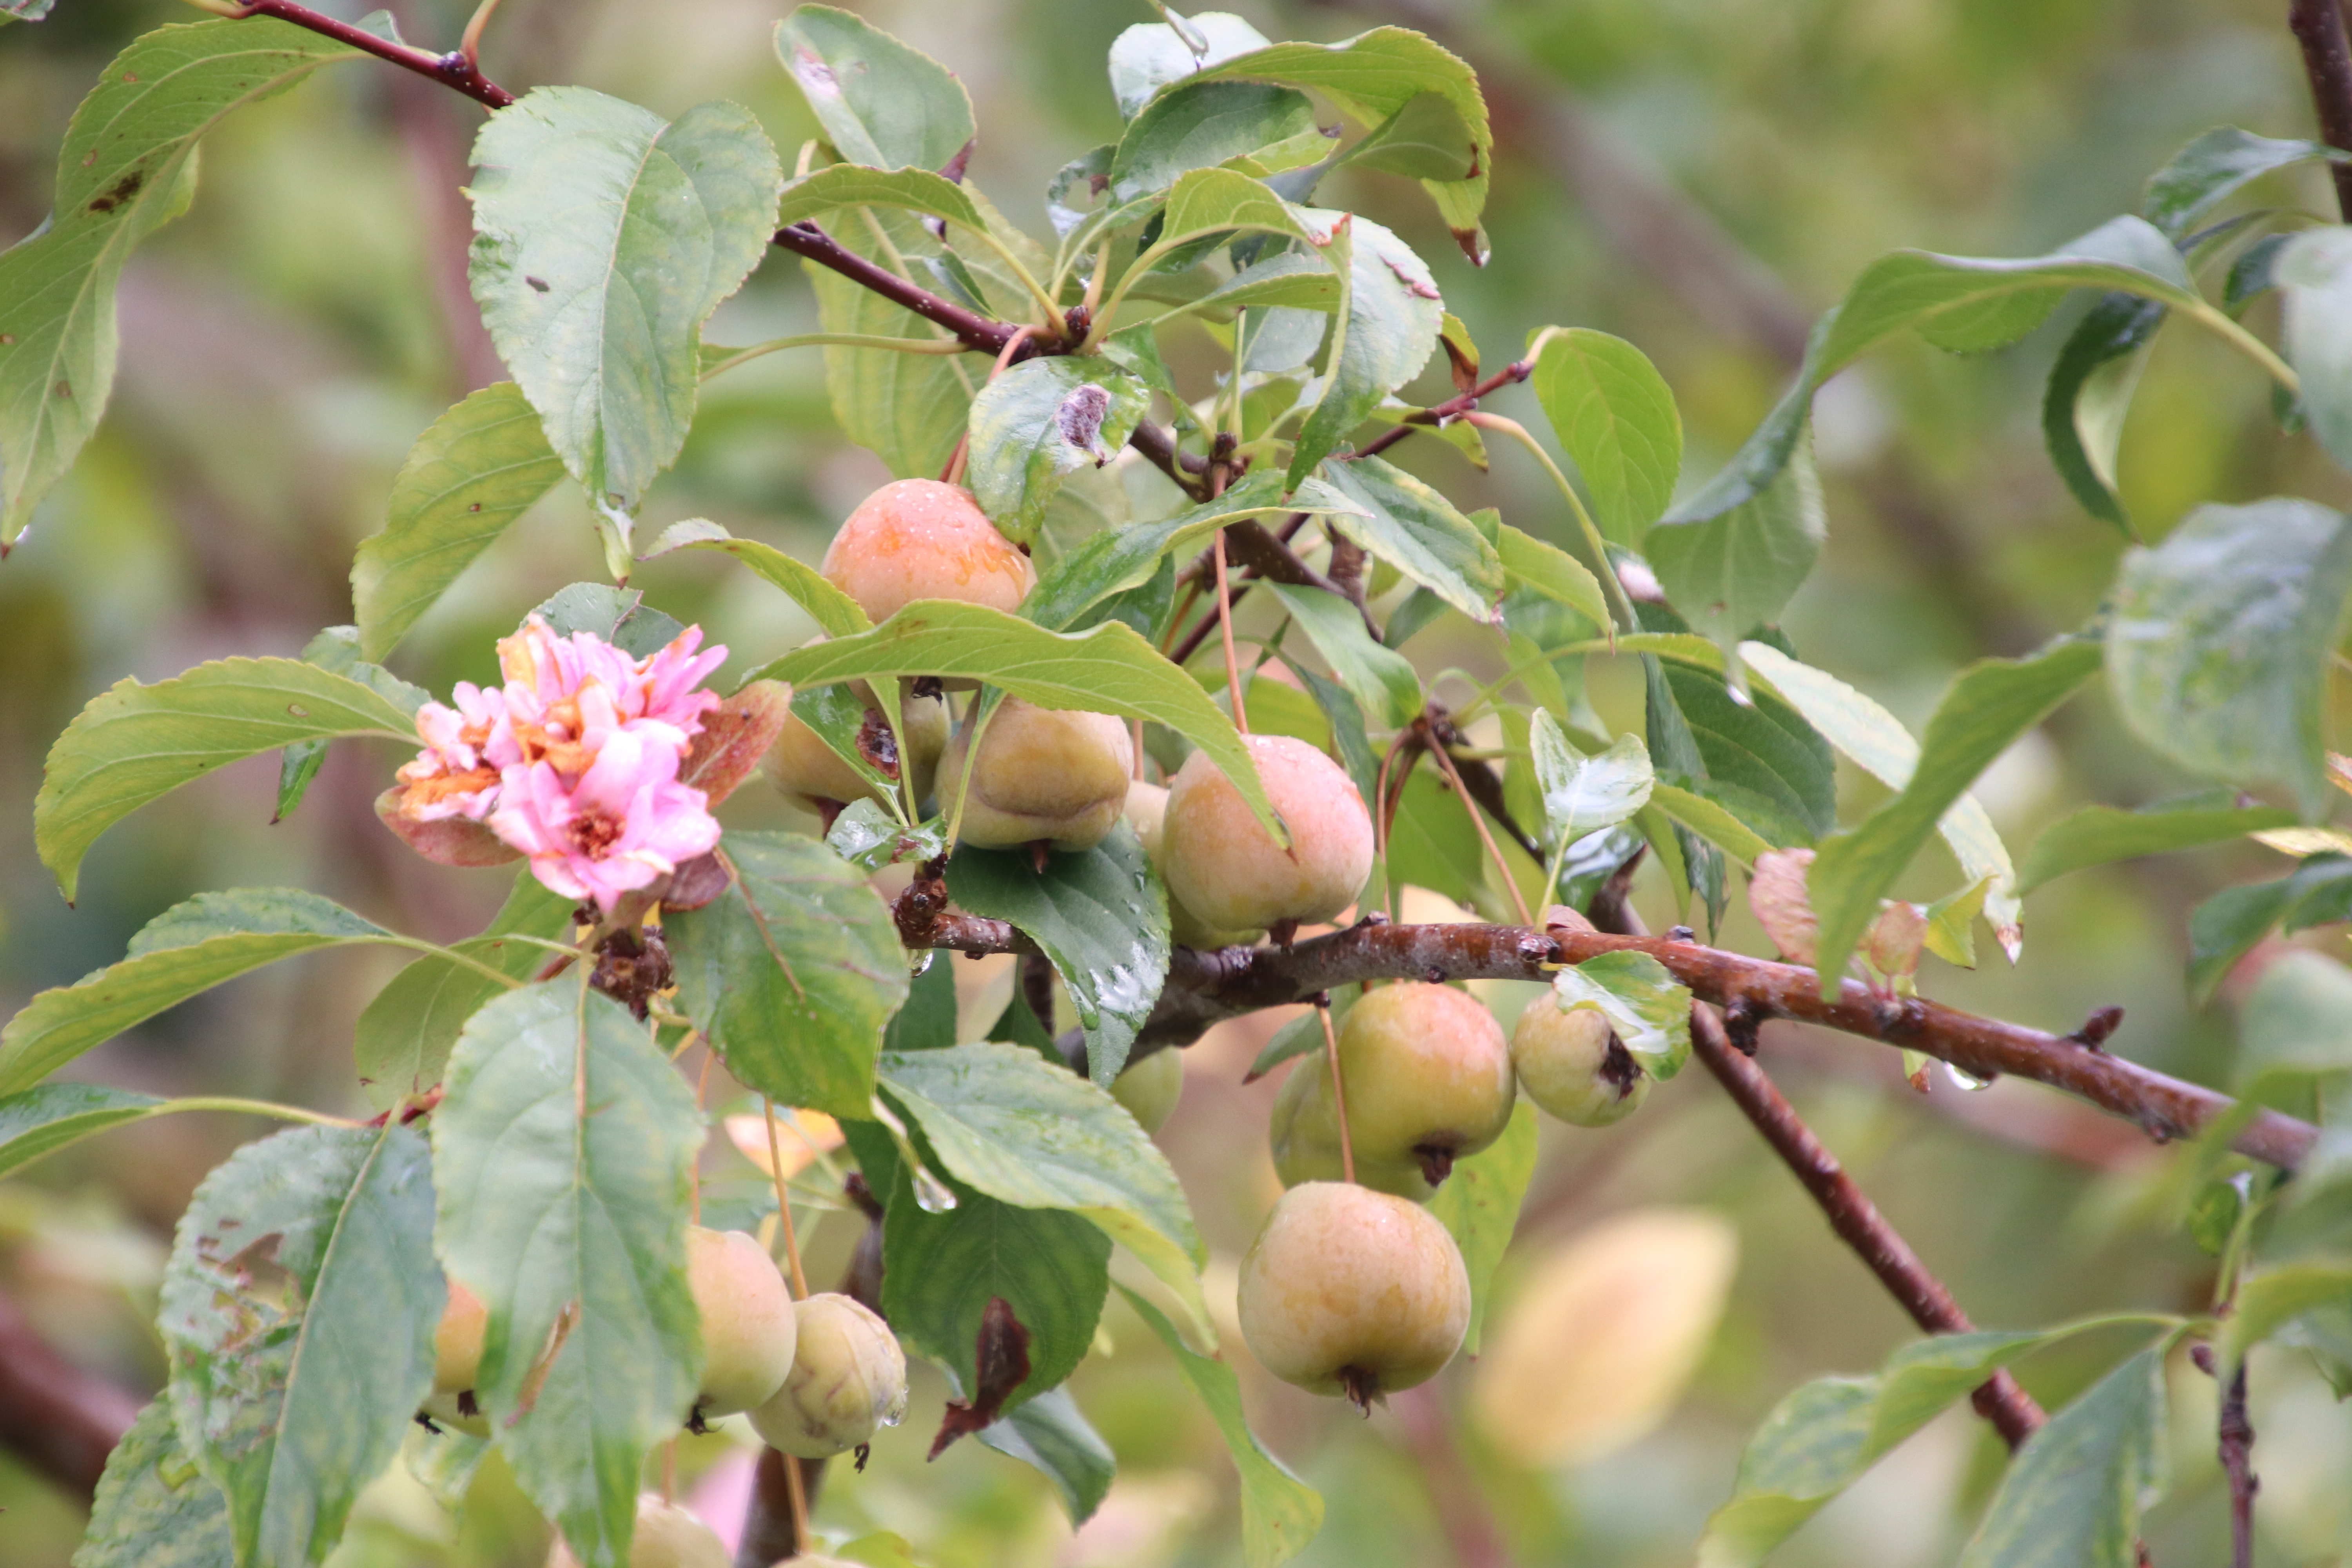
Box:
(1511, 999), (1650, 1127)
(432, 1279), (486, 1395)
(764, 683), (948, 812)
(936, 699), (1132, 850)
(1161, 735), (1374, 933)
(546, 1496), (728, 1568)
(1110, 1049), (1184, 1134)
(1268, 1055), (1436, 1202)
(749, 1293), (908, 1458)
(820, 478), (1036, 622)
(687, 1226), (797, 1417)
(1237, 1181), (1470, 1405)
(1276, 984), (1514, 1192)
(1124, 781), (1262, 948)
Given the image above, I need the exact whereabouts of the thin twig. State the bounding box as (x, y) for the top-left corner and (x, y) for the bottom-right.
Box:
(1426, 725), (1535, 925)
(2292, 0), (2352, 218)
(2218, 1356), (2258, 1568)
(782, 1446), (813, 1557)
(231, 0), (515, 109)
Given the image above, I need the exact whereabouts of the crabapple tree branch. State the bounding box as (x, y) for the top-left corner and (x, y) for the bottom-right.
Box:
(892, 890), (2321, 1170)
(229, 0), (516, 109)
(2290, 0), (2352, 218)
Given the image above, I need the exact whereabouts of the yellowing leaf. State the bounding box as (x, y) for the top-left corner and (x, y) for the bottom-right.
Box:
(1471, 1209), (1736, 1467)
(724, 1109), (847, 1180)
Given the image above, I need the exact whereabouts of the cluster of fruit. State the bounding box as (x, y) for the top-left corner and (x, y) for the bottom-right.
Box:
(426, 1229), (907, 1568)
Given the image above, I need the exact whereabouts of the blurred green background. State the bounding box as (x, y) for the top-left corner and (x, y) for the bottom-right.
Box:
(3, 0), (2348, 1564)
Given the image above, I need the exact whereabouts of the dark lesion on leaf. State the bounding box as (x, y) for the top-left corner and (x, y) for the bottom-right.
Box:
(1055, 383), (1116, 463)
(928, 1295), (1032, 1458)
(856, 707), (901, 781)
(85, 166), (144, 214)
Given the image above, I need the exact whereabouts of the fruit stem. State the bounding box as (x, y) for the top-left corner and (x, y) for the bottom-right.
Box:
(1212, 529), (1250, 736)
(782, 1446), (814, 1556)
(764, 1099), (812, 1300)
(1316, 998), (1356, 1186)
(661, 1436), (677, 1504)
(1428, 734), (1535, 926)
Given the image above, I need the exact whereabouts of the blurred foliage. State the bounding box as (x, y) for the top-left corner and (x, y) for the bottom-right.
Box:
(2, 0), (2348, 1564)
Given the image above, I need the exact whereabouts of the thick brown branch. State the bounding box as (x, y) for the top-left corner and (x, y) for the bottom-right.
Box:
(0, 1287), (142, 1498)
(916, 915), (2317, 1169)
(2292, 0), (2352, 219)
(1688, 1000), (2045, 1446)
(237, 1), (515, 109)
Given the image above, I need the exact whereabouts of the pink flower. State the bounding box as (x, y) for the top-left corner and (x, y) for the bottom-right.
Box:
(488, 727), (722, 910)
(394, 682), (508, 822)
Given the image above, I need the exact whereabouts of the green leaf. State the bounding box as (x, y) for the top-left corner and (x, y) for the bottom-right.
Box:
(275, 626), (430, 824)
(1958, 1345), (2171, 1568)
(1110, 79), (1319, 203)
(1529, 718), (1653, 850)
(1341, 91), (1480, 182)
(0, 19), (356, 546)
(1552, 950), (1691, 1079)
(1649, 782), (1778, 865)
(0, 889), (421, 1096)
(966, 360), (1152, 544)
(2238, 951), (2352, 1089)
(1176, 25), (1492, 246)
(2220, 1260), (2352, 1371)
(2144, 127), (2350, 241)
(34, 656), (417, 901)
(1667, 217), (2212, 563)
(1318, 455), (1504, 623)
(528, 583), (686, 655)
(0, 1083), (160, 1178)
(433, 982), (703, 1568)
(1109, 13), (1273, 120)
(1387, 767), (1484, 906)
(882, 1164), (1111, 1418)
(2017, 790), (2297, 895)
(1698, 1326), (2114, 1568)
(467, 87), (781, 516)
(1265, 583), (1421, 731)
(803, 213), (979, 479)
(2187, 854), (2352, 1003)
(1809, 639), (2102, 986)
(744, 600), (1282, 843)
(1288, 215), (1443, 486)
(879, 1041), (1207, 1339)
(1659, 657), (1837, 845)
(1647, 436), (1824, 658)
(1641, 656), (1723, 926)
(976, 1386), (1117, 1526)
(666, 831), (908, 1120)
(2040, 294), (2161, 533)
(1019, 470), (1363, 633)
(2107, 499), (2352, 818)
(351, 383), (566, 661)
(160, 1123), (439, 1568)
(73, 1399), (232, 1568)
(944, 828), (1169, 1085)
(354, 869), (575, 1111)
(1738, 641), (2014, 948)
(1116, 1283), (1323, 1568)
(1189, 250), (1344, 315)
(1426, 1102), (1535, 1356)
(642, 519), (869, 639)
(1478, 516), (1610, 629)
(775, 162), (982, 230)
(776, 5), (975, 174)
(1531, 328), (1681, 545)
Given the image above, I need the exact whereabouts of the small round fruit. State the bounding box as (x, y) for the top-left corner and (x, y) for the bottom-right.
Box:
(547, 1495), (728, 1568)
(1281, 984), (1514, 1189)
(764, 684), (949, 813)
(936, 699), (1132, 850)
(1267, 1055), (1435, 1202)
(1237, 1181), (1470, 1406)
(1161, 735), (1374, 934)
(820, 479), (1035, 622)
(1110, 1049), (1183, 1134)
(1125, 781), (1261, 948)
(750, 1293), (908, 1458)
(1511, 999), (1650, 1127)
(432, 1279), (486, 1395)
(687, 1225), (797, 1417)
